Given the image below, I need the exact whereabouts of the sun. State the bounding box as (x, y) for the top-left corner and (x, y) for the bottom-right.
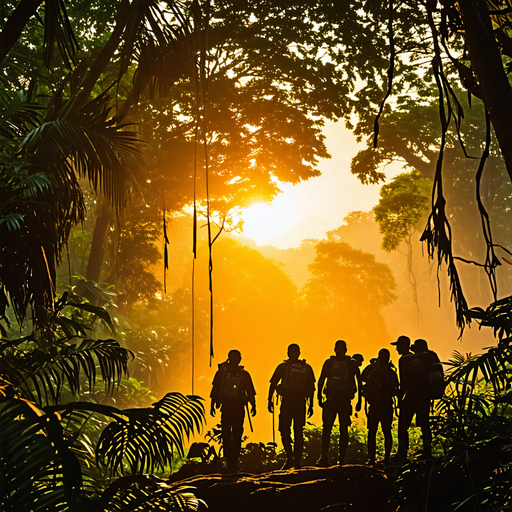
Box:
(241, 202), (290, 245)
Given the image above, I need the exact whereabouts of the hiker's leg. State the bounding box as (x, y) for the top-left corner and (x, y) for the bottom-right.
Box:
(367, 405), (378, 464)
(338, 423), (348, 465)
(416, 398), (432, 457)
(397, 399), (414, 459)
(230, 406), (245, 469)
(221, 409), (234, 465)
(292, 400), (306, 466)
(381, 405), (394, 461)
(278, 400), (294, 459)
(337, 401), (352, 464)
(320, 400), (336, 459)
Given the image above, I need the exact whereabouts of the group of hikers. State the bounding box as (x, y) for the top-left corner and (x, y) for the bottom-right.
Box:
(210, 336), (444, 472)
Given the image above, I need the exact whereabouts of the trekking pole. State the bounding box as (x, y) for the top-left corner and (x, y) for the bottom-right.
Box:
(272, 395), (275, 444)
(245, 401), (253, 433)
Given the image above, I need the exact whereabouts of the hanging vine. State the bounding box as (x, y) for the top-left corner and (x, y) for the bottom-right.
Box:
(374, 0), (512, 334)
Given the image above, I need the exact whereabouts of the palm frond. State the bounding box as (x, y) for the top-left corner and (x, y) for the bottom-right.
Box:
(447, 344), (511, 397)
(0, 88), (145, 323)
(0, 399), (82, 511)
(102, 477), (202, 512)
(0, 213), (24, 231)
(0, 90), (44, 140)
(20, 90), (145, 213)
(466, 295), (512, 341)
(41, 0), (79, 70)
(96, 393), (205, 475)
(2, 338), (132, 406)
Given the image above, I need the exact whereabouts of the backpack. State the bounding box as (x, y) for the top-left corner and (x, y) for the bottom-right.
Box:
(328, 359), (350, 392)
(401, 353), (428, 392)
(417, 351), (446, 399)
(363, 364), (397, 405)
(283, 362), (309, 395)
(221, 369), (242, 401)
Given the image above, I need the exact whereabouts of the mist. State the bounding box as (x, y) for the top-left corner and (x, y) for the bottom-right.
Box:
(126, 206), (507, 443)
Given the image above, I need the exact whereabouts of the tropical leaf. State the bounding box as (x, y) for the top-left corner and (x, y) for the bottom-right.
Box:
(96, 392), (205, 475)
(102, 477), (202, 512)
(68, 302), (116, 334)
(1, 338), (132, 406)
(0, 90), (44, 141)
(0, 399), (82, 511)
(0, 212), (24, 231)
(466, 295), (512, 341)
(20, 90), (145, 214)
(71, 274), (118, 305)
(41, 0), (79, 70)
(446, 344), (511, 398)
(0, 87), (144, 324)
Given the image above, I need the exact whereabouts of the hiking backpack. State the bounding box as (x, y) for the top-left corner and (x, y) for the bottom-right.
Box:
(284, 362), (309, 395)
(401, 353), (429, 392)
(221, 370), (242, 401)
(363, 364), (397, 405)
(328, 360), (350, 392)
(417, 351), (446, 399)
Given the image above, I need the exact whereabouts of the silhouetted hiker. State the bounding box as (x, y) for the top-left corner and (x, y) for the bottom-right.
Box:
(352, 354), (364, 367)
(210, 349), (256, 472)
(352, 353), (364, 404)
(361, 358), (378, 384)
(391, 335), (431, 461)
(361, 357), (377, 413)
(268, 343), (316, 469)
(411, 339), (446, 400)
(363, 348), (399, 465)
(316, 340), (362, 467)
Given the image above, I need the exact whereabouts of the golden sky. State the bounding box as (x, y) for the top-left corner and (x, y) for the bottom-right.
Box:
(241, 121), (403, 247)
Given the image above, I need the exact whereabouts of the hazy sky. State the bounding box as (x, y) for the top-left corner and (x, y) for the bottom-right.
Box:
(240, 121), (405, 248)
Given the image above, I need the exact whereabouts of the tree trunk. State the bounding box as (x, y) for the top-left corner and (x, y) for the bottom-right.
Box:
(459, 0), (512, 183)
(83, 200), (114, 303)
(74, 0), (132, 109)
(0, 0), (43, 64)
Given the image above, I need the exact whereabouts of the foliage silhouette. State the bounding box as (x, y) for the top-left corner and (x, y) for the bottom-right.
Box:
(0, 88), (144, 325)
(0, 290), (206, 510)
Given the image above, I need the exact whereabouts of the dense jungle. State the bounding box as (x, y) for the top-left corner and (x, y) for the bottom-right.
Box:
(0, 0), (511, 511)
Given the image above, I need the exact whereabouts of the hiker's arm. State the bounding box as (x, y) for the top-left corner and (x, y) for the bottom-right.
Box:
(307, 392), (314, 417)
(317, 364), (327, 407)
(355, 366), (362, 412)
(307, 366), (315, 417)
(268, 381), (277, 413)
(268, 366), (281, 413)
(247, 391), (257, 416)
(393, 373), (400, 398)
(210, 372), (220, 417)
(246, 374), (257, 416)
(397, 359), (406, 404)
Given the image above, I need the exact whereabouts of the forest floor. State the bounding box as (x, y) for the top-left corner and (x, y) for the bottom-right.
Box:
(169, 463), (396, 512)
(167, 436), (510, 512)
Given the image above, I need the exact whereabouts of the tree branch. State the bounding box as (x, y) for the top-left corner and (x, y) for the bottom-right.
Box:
(0, 0), (43, 65)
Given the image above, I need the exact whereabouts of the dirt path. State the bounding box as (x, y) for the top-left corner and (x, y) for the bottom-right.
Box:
(170, 464), (394, 512)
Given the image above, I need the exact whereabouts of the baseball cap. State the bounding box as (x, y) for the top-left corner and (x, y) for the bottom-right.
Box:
(391, 335), (410, 346)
